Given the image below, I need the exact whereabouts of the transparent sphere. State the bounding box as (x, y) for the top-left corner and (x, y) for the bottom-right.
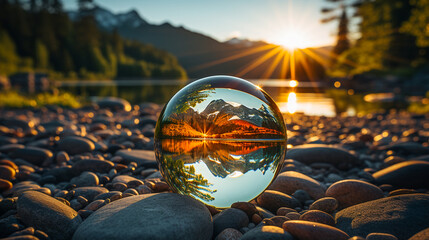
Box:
(154, 76), (287, 208)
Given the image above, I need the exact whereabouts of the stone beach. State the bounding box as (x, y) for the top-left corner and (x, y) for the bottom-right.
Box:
(0, 98), (428, 240)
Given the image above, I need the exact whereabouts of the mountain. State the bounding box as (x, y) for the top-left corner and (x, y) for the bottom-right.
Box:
(201, 99), (268, 126)
(68, 6), (147, 30)
(224, 37), (265, 48)
(68, 5), (328, 80)
(161, 99), (284, 139)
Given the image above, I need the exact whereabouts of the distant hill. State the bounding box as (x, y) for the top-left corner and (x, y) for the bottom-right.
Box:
(68, 5), (330, 81)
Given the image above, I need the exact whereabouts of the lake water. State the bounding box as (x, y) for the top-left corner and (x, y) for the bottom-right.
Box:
(58, 79), (337, 116)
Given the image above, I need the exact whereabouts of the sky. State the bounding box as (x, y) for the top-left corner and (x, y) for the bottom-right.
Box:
(63, 0), (339, 48)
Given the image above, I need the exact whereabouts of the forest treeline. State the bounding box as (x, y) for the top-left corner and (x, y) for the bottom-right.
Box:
(0, 0), (187, 80)
(325, 0), (429, 77)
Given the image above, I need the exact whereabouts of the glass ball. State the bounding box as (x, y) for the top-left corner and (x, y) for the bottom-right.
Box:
(154, 76), (287, 208)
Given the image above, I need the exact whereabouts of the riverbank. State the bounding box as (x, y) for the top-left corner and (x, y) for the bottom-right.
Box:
(0, 100), (428, 239)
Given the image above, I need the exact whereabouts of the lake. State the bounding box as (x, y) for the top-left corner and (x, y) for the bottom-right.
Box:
(58, 79), (337, 117)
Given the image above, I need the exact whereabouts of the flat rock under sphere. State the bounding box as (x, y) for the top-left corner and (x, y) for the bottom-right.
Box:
(286, 144), (360, 170)
(373, 161), (429, 189)
(72, 193), (213, 240)
(335, 194), (429, 240)
(17, 191), (82, 240)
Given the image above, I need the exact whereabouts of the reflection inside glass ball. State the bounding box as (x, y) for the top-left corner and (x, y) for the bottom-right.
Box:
(154, 76), (287, 208)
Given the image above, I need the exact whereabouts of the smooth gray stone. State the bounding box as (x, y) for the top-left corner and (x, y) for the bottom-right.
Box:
(116, 149), (157, 167)
(213, 208), (249, 237)
(70, 171), (99, 187)
(96, 97), (131, 112)
(9, 147), (53, 166)
(58, 136), (95, 155)
(74, 187), (109, 202)
(72, 159), (114, 175)
(268, 171), (326, 200)
(373, 161), (429, 188)
(72, 193), (213, 240)
(241, 226), (294, 240)
(335, 194), (429, 240)
(17, 191), (82, 240)
(286, 144), (360, 170)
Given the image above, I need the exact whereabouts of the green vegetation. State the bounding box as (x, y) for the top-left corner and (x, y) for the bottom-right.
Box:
(328, 0), (428, 77)
(327, 89), (429, 114)
(0, 91), (81, 108)
(0, 1), (187, 80)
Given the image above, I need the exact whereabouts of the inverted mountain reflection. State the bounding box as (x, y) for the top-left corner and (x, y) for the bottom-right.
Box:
(156, 139), (286, 208)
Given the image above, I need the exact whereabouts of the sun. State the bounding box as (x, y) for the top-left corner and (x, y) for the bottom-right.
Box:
(273, 28), (312, 51)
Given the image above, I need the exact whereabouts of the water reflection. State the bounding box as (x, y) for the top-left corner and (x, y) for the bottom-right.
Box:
(155, 139), (286, 208)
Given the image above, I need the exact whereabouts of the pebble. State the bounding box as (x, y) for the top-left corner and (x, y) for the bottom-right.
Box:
(277, 207), (297, 216)
(58, 136), (95, 155)
(215, 228), (243, 240)
(241, 226), (294, 240)
(9, 147), (53, 166)
(285, 212), (300, 220)
(96, 97), (132, 111)
(94, 191), (122, 201)
(366, 233), (398, 240)
(116, 149), (158, 167)
(56, 151), (70, 165)
(0, 179), (13, 192)
(282, 220), (350, 240)
(17, 191), (82, 240)
(84, 199), (105, 211)
(373, 161), (429, 189)
(1, 235), (39, 240)
(112, 175), (140, 185)
(72, 159), (114, 174)
(73, 187), (109, 202)
(213, 208), (249, 237)
(256, 190), (301, 214)
(70, 171), (99, 187)
(335, 194), (429, 240)
(286, 144), (360, 170)
(309, 197), (338, 214)
(268, 171), (326, 200)
(73, 193), (213, 240)
(299, 210), (335, 226)
(325, 179), (384, 209)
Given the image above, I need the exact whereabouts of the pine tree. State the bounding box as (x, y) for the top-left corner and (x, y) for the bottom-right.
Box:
(333, 10), (350, 58)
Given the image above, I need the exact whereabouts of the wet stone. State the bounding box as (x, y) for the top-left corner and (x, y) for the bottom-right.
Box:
(299, 210), (335, 226)
(268, 171), (326, 200)
(241, 226), (294, 240)
(282, 220), (349, 240)
(257, 190), (301, 214)
(58, 136), (95, 155)
(325, 179), (384, 209)
(285, 144), (360, 170)
(309, 197), (338, 214)
(9, 147), (53, 166)
(214, 208), (249, 237)
(17, 191), (82, 240)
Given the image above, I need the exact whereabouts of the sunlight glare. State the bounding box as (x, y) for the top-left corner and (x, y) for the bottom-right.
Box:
(289, 80), (298, 88)
(274, 28), (312, 51)
(287, 92), (297, 114)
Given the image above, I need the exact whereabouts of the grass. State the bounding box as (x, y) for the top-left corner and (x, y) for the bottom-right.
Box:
(0, 90), (82, 108)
